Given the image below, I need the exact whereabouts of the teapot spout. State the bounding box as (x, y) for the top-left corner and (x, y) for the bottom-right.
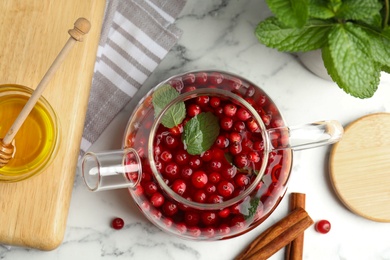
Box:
(81, 148), (142, 192)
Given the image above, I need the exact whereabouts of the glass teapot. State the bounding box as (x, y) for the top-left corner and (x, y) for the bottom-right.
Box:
(81, 70), (343, 240)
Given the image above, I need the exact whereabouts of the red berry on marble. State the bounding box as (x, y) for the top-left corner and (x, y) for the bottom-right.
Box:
(315, 220), (331, 234)
(111, 217), (124, 230)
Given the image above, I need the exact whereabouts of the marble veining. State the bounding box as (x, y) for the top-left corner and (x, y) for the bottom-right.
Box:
(2, 0), (390, 259)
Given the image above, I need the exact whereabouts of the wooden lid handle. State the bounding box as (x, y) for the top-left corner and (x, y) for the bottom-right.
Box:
(68, 17), (91, 41)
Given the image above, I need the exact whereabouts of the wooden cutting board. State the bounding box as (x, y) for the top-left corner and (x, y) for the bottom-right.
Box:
(329, 113), (390, 222)
(0, 1), (106, 250)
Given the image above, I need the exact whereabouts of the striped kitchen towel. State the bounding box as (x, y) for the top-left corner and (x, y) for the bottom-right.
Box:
(80, 0), (186, 156)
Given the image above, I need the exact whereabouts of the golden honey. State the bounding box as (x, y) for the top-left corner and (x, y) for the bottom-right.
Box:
(0, 85), (60, 182)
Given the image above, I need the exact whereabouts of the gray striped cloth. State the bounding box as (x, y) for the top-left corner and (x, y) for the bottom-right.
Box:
(80, 0), (186, 156)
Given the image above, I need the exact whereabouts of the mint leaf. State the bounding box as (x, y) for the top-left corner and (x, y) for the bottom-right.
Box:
(183, 112), (220, 155)
(243, 197), (260, 220)
(335, 0), (382, 21)
(152, 84), (186, 128)
(256, 17), (333, 52)
(325, 23), (381, 98)
(361, 27), (390, 67)
(309, 0), (335, 19)
(266, 0), (309, 28)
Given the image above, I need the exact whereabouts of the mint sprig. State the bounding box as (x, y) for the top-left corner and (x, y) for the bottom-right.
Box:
(152, 84), (186, 128)
(256, 0), (390, 98)
(182, 112), (220, 155)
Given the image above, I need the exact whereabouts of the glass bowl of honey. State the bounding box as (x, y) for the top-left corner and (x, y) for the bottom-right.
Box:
(0, 84), (60, 182)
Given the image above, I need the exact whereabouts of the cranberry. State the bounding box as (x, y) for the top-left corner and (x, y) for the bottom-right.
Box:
(162, 201), (178, 216)
(221, 166), (237, 180)
(196, 96), (210, 107)
(201, 212), (218, 226)
(315, 220), (331, 234)
(220, 117), (234, 130)
(215, 135), (229, 148)
(248, 151), (261, 163)
(201, 149), (213, 161)
(246, 118), (260, 132)
(202, 227), (216, 238)
(210, 97), (221, 108)
(233, 121), (246, 132)
(236, 108), (251, 121)
(204, 183), (216, 194)
(191, 171), (208, 188)
(245, 86), (256, 97)
(185, 211), (200, 226)
(229, 142), (242, 155)
(195, 72), (208, 84)
(175, 150), (189, 165)
(234, 154), (249, 168)
(218, 208), (230, 218)
(208, 194), (223, 203)
(172, 179), (187, 196)
(209, 172), (221, 183)
(261, 114), (271, 126)
(181, 166), (193, 179)
(187, 104), (201, 117)
(209, 160), (222, 171)
(164, 135), (179, 148)
(193, 190), (207, 203)
(111, 217), (125, 230)
(150, 192), (165, 207)
(218, 181), (234, 197)
(235, 173), (250, 187)
(169, 124), (183, 136)
(144, 181), (158, 196)
(164, 162), (179, 179)
(160, 150), (173, 162)
(210, 72), (224, 85)
(223, 104), (237, 117)
(189, 156), (202, 169)
(182, 73), (196, 84)
(170, 79), (184, 92)
(229, 132), (242, 143)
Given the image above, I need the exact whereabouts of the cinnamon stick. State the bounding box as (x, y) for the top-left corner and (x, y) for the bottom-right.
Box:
(285, 193), (306, 260)
(235, 207), (313, 260)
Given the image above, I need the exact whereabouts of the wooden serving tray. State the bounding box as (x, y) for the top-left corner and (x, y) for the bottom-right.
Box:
(0, 1), (106, 250)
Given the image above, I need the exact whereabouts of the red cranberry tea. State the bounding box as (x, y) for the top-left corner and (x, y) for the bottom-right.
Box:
(124, 71), (292, 240)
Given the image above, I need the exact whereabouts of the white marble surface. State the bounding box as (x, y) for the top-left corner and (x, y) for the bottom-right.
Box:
(2, 0), (390, 259)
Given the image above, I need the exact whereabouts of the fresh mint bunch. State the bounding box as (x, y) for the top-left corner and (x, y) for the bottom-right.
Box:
(256, 0), (390, 98)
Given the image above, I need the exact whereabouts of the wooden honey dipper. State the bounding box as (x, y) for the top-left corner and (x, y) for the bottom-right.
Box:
(0, 17), (91, 168)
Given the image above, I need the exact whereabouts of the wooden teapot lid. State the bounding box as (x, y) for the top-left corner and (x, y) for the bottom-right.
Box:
(329, 113), (390, 222)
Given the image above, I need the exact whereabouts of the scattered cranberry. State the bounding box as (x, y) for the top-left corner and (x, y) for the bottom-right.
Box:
(111, 217), (125, 230)
(315, 220), (331, 234)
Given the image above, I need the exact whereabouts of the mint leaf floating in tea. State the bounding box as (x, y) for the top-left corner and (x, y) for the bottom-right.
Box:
(183, 112), (220, 155)
(152, 84), (185, 128)
(243, 197), (260, 220)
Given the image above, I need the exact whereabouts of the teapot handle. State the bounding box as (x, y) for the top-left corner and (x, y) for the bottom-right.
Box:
(81, 148), (142, 192)
(267, 120), (344, 151)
